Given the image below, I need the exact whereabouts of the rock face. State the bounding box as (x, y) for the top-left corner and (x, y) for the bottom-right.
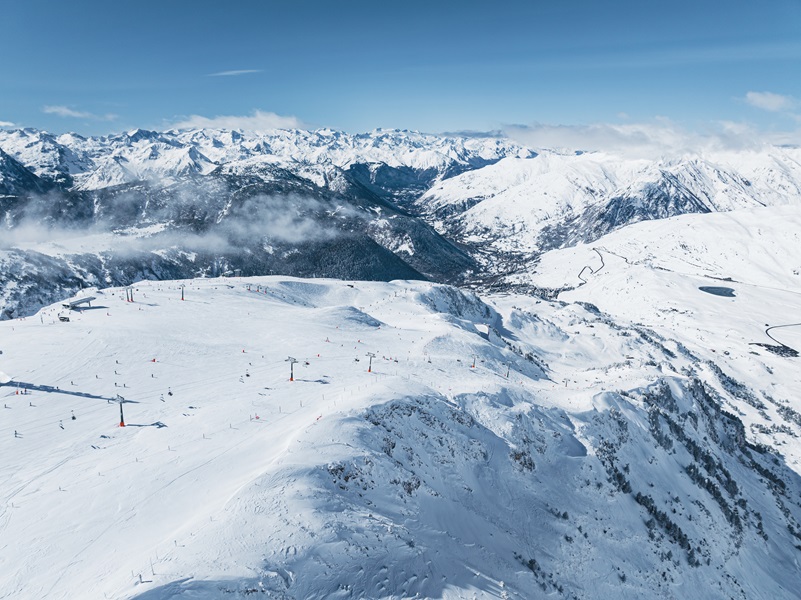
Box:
(0, 147), (50, 197)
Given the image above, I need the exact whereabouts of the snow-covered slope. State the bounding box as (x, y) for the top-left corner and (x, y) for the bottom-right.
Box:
(0, 148), (49, 197)
(522, 205), (801, 292)
(419, 148), (801, 262)
(1, 274), (800, 599)
(519, 203), (801, 447)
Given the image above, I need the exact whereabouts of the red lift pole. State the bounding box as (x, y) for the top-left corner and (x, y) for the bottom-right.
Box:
(366, 352), (376, 373)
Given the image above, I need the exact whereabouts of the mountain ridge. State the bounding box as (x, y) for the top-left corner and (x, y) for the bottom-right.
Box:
(2, 126), (801, 320)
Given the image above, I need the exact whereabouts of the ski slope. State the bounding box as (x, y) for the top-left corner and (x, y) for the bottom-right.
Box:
(1, 275), (800, 599)
(521, 204), (801, 444)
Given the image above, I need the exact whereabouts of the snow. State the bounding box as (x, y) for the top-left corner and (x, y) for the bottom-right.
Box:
(2, 271), (801, 599)
(519, 204), (801, 462)
(524, 205), (801, 291)
(419, 148), (801, 256)
(0, 128), (532, 191)
(2, 126), (801, 598)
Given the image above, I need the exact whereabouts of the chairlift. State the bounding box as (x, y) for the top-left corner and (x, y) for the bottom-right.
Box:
(58, 314), (70, 322)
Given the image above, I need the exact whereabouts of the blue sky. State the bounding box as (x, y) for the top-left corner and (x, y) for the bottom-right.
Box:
(2, 0), (800, 141)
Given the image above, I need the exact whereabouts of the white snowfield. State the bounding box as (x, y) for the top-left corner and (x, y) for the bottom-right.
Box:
(1, 267), (801, 598)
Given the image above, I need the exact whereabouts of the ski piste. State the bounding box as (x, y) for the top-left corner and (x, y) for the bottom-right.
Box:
(1, 272), (799, 599)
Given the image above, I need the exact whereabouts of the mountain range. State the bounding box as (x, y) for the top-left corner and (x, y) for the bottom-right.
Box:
(2, 127), (801, 318)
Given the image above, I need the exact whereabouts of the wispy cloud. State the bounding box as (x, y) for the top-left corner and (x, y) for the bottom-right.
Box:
(744, 91), (797, 113)
(43, 105), (91, 118)
(207, 69), (262, 77)
(42, 105), (118, 121)
(170, 110), (304, 131)
(0, 120), (15, 127)
(505, 119), (800, 159)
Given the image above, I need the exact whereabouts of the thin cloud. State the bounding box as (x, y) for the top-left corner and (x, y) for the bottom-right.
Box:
(43, 105), (92, 118)
(170, 110), (304, 131)
(0, 120), (15, 127)
(42, 105), (117, 121)
(504, 119), (800, 159)
(744, 91), (797, 112)
(505, 121), (695, 158)
(207, 69), (262, 77)
(438, 129), (506, 139)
